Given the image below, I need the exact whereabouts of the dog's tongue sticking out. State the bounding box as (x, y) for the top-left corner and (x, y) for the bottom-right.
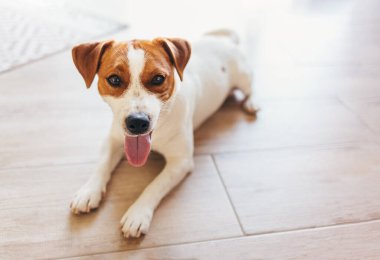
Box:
(124, 133), (151, 167)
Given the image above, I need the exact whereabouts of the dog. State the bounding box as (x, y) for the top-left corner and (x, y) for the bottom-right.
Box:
(70, 30), (257, 238)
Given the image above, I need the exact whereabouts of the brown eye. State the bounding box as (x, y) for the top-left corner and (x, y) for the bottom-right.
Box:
(151, 75), (165, 86)
(107, 75), (122, 87)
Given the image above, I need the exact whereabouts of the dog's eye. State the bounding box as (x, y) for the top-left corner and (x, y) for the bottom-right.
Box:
(107, 75), (122, 87)
(151, 75), (165, 86)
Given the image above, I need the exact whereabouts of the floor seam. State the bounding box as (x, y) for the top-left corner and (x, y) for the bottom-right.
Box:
(0, 160), (97, 171)
(57, 234), (246, 259)
(336, 95), (380, 139)
(196, 140), (368, 156)
(210, 155), (246, 236)
(248, 217), (380, 236)
(59, 218), (380, 259)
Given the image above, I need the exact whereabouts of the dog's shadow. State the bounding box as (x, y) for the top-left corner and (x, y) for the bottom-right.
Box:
(194, 91), (258, 148)
(68, 208), (100, 233)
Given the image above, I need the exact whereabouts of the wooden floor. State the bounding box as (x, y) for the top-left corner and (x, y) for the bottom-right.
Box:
(1, 0), (380, 259)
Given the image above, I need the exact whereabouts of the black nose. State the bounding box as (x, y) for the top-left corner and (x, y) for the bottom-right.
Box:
(125, 113), (150, 135)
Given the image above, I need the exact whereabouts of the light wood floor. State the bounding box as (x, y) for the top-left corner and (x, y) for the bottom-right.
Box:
(2, 0), (380, 259)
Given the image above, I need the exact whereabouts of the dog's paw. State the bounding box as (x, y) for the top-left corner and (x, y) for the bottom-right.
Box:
(70, 182), (105, 214)
(120, 203), (153, 238)
(241, 96), (259, 116)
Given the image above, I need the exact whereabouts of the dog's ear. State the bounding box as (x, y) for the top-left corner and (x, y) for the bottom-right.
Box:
(155, 38), (191, 81)
(72, 41), (114, 88)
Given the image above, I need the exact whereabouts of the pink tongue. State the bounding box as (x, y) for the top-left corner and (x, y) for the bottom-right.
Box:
(124, 133), (151, 167)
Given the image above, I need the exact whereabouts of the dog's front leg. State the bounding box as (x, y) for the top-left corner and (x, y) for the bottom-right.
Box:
(120, 134), (194, 238)
(70, 124), (124, 214)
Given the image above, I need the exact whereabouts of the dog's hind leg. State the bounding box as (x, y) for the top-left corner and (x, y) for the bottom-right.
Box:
(232, 62), (259, 116)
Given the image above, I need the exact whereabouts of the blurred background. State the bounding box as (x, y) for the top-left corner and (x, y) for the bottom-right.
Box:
(1, 0), (380, 259)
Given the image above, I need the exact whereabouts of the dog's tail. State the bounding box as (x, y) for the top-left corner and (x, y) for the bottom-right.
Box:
(204, 29), (239, 45)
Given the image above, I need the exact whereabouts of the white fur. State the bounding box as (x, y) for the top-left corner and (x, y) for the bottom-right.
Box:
(70, 33), (255, 238)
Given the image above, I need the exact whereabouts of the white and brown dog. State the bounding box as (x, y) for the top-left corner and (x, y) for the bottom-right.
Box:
(70, 30), (256, 238)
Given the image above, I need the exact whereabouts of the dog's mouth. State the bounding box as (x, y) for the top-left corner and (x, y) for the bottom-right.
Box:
(124, 131), (152, 167)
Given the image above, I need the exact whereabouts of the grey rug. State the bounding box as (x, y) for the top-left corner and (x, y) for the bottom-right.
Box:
(0, 0), (126, 73)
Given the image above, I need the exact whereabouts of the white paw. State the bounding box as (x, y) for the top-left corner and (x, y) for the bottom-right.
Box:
(70, 182), (105, 214)
(120, 203), (153, 238)
(242, 96), (259, 116)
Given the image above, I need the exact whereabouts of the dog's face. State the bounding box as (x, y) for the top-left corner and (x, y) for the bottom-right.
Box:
(72, 38), (191, 167)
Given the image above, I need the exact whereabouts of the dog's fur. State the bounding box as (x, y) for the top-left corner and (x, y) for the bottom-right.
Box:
(70, 30), (256, 238)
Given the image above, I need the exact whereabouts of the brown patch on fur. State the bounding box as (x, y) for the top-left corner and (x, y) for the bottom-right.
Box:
(97, 42), (131, 97)
(133, 40), (177, 102)
(157, 38), (191, 81)
(72, 41), (114, 88)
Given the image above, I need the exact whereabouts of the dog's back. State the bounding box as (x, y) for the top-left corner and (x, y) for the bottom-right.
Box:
(178, 30), (252, 129)
(204, 29), (240, 45)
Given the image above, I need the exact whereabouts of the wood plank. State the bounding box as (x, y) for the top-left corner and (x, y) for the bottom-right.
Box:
(253, 66), (380, 100)
(0, 108), (112, 169)
(214, 143), (380, 234)
(340, 97), (380, 135)
(0, 156), (242, 259)
(195, 98), (375, 154)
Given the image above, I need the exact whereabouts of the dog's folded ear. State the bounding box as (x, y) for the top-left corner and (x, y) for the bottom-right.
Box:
(155, 38), (191, 81)
(72, 41), (114, 88)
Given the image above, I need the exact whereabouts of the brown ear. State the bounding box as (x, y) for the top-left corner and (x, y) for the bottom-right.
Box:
(72, 41), (114, 88)
(157, 38), (191, 81)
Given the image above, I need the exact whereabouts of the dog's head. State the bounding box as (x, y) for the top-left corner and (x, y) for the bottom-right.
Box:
(72, 38), (191, 167)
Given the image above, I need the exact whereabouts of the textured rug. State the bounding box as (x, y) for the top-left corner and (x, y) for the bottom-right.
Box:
(0, 0), (126, 73)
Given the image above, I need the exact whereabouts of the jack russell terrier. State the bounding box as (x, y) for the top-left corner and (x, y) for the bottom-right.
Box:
(70, 30), (257, 238)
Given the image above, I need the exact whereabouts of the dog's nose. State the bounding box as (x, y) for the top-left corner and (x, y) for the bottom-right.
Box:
(125, 113), (150, 135)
